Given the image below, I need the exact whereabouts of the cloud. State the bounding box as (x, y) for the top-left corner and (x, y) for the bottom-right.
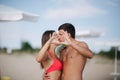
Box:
(106, 0), (120, 7)
(44, 0), (107, 20)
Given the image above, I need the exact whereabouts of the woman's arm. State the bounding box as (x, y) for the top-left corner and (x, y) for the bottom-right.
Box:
(36, 32), (59, 62)
(36, 38), (53, 63)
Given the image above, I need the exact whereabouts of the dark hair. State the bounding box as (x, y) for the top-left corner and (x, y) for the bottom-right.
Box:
(41, 30), (55, 68)
(58, 23), (75, 38)
(42, 30), (55, 47)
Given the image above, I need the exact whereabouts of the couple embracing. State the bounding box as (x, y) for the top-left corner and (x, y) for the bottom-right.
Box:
(36, 23), (93, 80)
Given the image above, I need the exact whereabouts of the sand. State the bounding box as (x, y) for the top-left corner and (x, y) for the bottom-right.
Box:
(0, 53), (120, 80)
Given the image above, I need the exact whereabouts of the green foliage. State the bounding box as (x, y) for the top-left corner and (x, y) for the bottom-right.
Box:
(0, 41), (40, 54)
(12, 41), (40, 53)
(0, 47), (7, 53)
(21, 41), (33, 51)
(98, 47), (120, 59)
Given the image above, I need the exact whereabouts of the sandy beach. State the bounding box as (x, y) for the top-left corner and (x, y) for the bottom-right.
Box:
(0, 53), (120, 80)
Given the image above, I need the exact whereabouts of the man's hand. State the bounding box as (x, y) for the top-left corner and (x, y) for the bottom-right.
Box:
(43, 73), (50, 80)
(60, 31), (71, 46)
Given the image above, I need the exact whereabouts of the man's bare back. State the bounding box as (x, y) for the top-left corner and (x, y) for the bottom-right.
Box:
(61, 44), (87, 80)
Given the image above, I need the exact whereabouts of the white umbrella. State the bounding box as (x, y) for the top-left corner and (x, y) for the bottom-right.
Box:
(0, 5), (39, 22)
(76, 30), (103, 38)
(0, 4), (39, 53)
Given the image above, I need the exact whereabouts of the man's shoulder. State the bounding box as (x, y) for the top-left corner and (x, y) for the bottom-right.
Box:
(77, 41), (86, 44)
(77, 41), (88, 47)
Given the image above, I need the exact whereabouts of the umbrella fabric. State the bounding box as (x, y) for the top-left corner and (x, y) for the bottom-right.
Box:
(0, 5), (39, 22)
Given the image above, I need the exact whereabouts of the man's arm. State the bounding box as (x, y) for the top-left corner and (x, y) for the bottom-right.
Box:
(70, 41), (93, 58)
(61, 31), (93, 58)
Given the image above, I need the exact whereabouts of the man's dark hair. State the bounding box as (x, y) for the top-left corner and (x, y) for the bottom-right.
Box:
(58, 23), (75, 38)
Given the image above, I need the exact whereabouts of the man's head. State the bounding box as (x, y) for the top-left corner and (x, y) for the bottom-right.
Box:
(58, 23), (75, 42)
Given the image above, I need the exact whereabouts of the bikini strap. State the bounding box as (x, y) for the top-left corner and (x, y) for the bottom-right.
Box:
(47, 50), (56, 58)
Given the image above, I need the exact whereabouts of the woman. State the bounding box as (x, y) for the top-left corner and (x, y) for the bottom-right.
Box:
(36, 30), (62, 80)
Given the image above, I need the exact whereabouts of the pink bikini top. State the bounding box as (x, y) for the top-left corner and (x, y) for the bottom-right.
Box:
(45, 50), (62, 74)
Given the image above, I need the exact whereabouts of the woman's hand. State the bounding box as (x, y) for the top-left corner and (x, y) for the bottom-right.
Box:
(50, 32), (61, 45)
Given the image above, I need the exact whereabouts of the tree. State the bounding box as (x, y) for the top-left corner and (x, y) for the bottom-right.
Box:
(21, 41), (33, 51)
(98, 47), (120, 59)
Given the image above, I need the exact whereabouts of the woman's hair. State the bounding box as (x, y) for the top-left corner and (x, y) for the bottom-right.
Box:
(42, 30), (55, 47)
(41, 30), (55, 68)
(58, 23), (75, 38)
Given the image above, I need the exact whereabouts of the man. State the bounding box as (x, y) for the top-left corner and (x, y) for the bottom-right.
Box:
(58, 23), (93, 80)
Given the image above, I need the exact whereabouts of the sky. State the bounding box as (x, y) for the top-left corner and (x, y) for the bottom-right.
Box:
(0, 0), (120, 53)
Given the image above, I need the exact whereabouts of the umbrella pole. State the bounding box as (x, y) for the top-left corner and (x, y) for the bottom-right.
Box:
(114, 47), (117, 80)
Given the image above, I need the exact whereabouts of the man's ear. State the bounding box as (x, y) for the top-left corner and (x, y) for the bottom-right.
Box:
(68, 33), (71, 37)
